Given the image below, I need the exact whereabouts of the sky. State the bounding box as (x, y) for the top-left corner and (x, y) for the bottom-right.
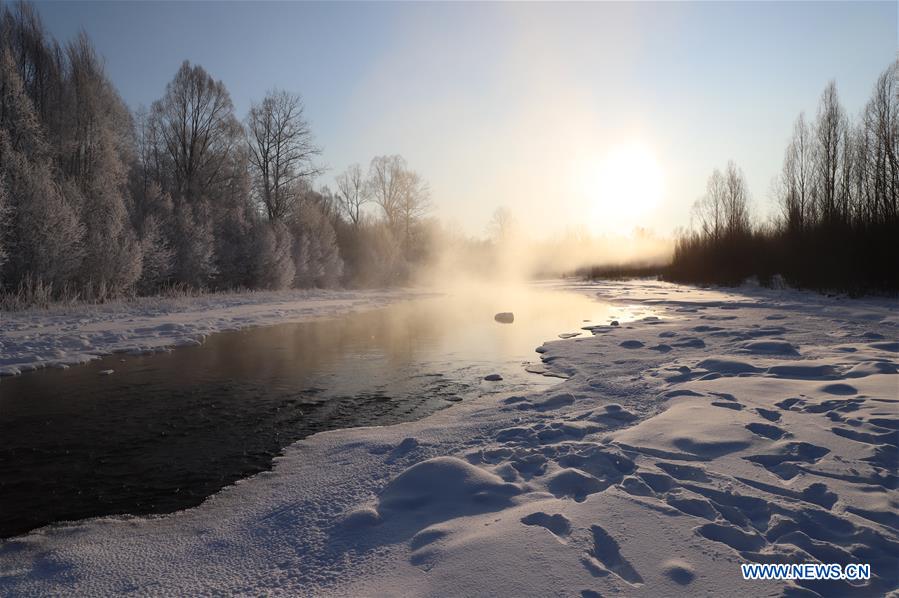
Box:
(34, 1), (898, 239)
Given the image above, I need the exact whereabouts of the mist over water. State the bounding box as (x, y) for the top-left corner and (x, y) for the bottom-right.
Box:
(413, 225), (673, 289)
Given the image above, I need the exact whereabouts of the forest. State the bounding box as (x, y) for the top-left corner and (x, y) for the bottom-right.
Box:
(669, 62), (898, 293)
(0, 2), (439, 307)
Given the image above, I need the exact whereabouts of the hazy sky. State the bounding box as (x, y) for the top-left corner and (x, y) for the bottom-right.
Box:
(35, 1), (897, 238)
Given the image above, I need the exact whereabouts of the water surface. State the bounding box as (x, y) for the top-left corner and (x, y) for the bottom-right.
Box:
(0, 284), (649, 537)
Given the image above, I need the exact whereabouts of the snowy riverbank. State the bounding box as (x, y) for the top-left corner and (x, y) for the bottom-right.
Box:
(1, 280), (897, 596)
(0, 288), (420, 377)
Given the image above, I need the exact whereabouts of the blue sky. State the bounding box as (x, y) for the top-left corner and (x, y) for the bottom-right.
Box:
(35, 1), (898, 237)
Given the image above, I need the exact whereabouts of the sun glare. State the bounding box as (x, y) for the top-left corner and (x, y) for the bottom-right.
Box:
(577, 143), (664, 231)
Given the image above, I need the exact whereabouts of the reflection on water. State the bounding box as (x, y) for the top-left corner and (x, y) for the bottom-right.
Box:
(0, 284), (649, 538)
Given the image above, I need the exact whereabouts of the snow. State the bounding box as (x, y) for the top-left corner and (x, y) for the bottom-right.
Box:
(0, 288), (419, 376)
(0, 280), (897, 597)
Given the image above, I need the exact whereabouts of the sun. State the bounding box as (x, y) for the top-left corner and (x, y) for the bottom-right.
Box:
(576, 143), (664, 231)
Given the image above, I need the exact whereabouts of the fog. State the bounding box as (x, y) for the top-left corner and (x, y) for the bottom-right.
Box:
(412, 221), (674, 289)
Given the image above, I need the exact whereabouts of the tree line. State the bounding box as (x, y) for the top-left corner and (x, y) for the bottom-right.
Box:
(669, 61), (898, 292)
(0, 2), (434, 305)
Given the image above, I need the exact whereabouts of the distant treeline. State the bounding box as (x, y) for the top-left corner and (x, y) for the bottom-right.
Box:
(575, 263), (668, 281)
(0, 2), (435, 307)
(668, 63), (898, 293)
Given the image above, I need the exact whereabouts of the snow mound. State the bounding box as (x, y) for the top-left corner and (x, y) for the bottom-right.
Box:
(545, 467), (605, 501)
(696, 358), (762, 376)
(377, 457), (521, 522)
(661, 558), (696, 585)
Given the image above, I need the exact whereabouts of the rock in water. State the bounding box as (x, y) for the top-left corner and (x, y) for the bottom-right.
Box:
(98, 369), (114, 376)
(484, 373), (503, 381)
(494, 312), (514, 324)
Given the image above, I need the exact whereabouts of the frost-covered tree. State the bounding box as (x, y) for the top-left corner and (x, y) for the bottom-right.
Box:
(291, 199), (342, 287)
(0, 45), (45, 157)
(358, 221), (403, 286)
(2, 143), (84, 288)
(0, 47), (83, 290)
(0, 1), (366, 299)
(210, 142), (257, 289)
(59, 34), (141, 297)
(172, 199), (216, 286)
(131, 182), (174, 293)
(0, 173), (8, 273)
(252, 220), (295, 289)
(136, 213), (174, 294)
(145, 61), (248, 288)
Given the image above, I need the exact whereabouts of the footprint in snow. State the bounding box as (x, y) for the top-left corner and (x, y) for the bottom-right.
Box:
(520, 511), (571, 540)
(582, 524), (644, 584)
(756, 408), (781, 422)
(655, 462), (711, 482)
(745, 422), (790, 440)
(695, 522), (766, 552)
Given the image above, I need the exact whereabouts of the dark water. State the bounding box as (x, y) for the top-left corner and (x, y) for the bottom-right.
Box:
(0, 285), (645, 538)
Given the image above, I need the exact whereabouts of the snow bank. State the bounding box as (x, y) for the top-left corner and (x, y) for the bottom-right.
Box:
(0, 280), (896, 597)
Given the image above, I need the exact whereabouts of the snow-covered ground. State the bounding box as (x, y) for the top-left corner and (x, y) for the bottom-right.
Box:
(0, 288), (420, 376)
(1, 280), (897, 597)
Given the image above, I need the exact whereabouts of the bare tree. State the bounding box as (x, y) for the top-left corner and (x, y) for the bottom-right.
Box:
(692, 167), (725, 241)
(487, 206), (516, 243)
(814, 82), (849, 224)
(691, 162), (749, 240)
(396, 168), (430, 253)
(246, 89), (321, 221)
(149, 61), (241, 202)
(723, 160), (750, 236)
(367, 154), (406, 229)
(778, 113), (815, 232)
(334, 163), (369, 227)
(859, 61), (898, 224)
(364, 155), (431, 260)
